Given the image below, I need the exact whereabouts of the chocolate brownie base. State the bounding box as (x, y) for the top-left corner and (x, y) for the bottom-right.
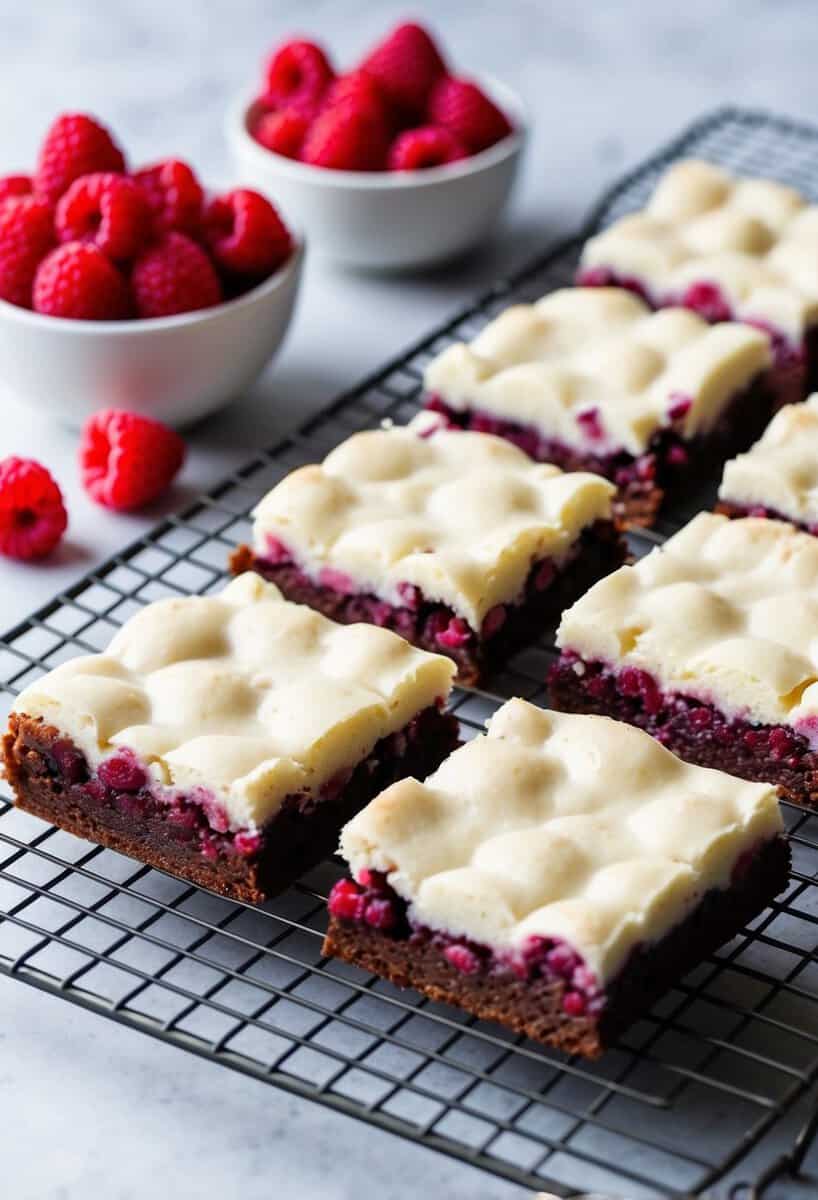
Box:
(3, 705), (460, 904)
(231, 521), (626, 687)
(323, 836), (790, 1058)
(548, 658), (818, 809)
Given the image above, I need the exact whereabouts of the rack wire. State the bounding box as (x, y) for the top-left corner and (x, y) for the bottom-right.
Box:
(2, 108), (818, 1199)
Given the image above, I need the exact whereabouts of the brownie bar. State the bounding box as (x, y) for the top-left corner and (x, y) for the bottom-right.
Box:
(4, 704), (459, 903)
(324, 835), (790, 1058)
(231, 520), (625, 686)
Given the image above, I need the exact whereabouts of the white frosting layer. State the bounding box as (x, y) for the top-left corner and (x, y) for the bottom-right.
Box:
(423, 288), (770, 457)
(581, 159), (818, 342)
(719, 394), (818, 526)
(251, 423), (614, 631)
(12, 574), (455, 831)
(557, 511), (818, 728)
(340, 700), (782, 982)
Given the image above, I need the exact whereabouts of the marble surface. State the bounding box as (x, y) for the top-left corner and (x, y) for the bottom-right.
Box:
(1, 1), (818, 1197)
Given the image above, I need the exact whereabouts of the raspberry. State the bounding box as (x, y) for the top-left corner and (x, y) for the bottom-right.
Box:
(443, 943), (481, 974)
(79, 408), (185, 511)
(56, 172), (151, 260)
(0, 457), (67, 560)
(435, 617), (473, 648)
(360, 22), (446, 115)
(35, 113), (126, 204)
(327, 878), (366, 921)
(33, 242), (131, 320)
(323, 70), (394, 127)
(252, 109), (309, 159)
(132, 159), (204, 236)
(0, 196), (56, 308)
(97, 749), (147, 792)
(0, 175), (32, 205)
(363, 897), (397, 930)
(428, 77), (513, 153)
(680, 281), (732, 323)
(301, 103), (389, 171)
(204, 189), (292, 277)
(388, 125), (467, 171)
(131, 232), (222, 318)
(264, 39), (334, 119)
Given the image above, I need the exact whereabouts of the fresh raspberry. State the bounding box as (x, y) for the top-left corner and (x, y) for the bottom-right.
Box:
(252, 109), (309, 159)
(0, 196), (56, 308)
(264, 39), (334, 118)
(55, 172), (151, 260)
(132, 158), (204, 236)
(0, 175), (32, 205)
(327, 878), (366, 921)
(388, 125), (468, 170)
(35, 113), (126, 204)
(428, 77), (513, 153)
(204, 189), (292, 277)
(33, 242), (131, 320)
(323, 70), (394, 127)
(301, 103), (389, 171)
(80, 408), (185, 511)
(131, 232), (222, 318)
(360, 22), (446, 115)
(0, 457), (67, 560)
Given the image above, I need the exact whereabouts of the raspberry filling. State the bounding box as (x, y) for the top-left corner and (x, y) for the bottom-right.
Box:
(327, 871), (606, 1017)
(717, 499), (818, 538)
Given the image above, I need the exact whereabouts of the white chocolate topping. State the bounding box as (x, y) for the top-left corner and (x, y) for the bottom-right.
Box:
(251, 423), (615, 631)
(719, 394), (818, 527)
(12, 574), (455, 830)
(557, 511), (818, 729)
(423, 288), (770, 457)
(340, 700), (782, 982)
(581, 159), (818, 342)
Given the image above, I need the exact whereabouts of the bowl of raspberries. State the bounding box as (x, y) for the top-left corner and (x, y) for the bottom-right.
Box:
(228, 21), (526, 269)
(0, 113), (303, 428)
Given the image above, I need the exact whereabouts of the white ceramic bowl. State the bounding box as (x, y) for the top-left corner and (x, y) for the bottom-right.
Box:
(226, 78), (527, 270)
(0, 237), (304, 429)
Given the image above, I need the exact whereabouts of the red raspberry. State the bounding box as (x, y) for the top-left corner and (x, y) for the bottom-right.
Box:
(301, 103), (389, 171)
(35, 113), (126, 204)
(251, 109), (309, 159)
(204, 189), (292, 277)
(133, 159), (204, 236)
(264, 39), (334, 118)
(323, 70), (394, 127)
(0, 457), (67, 560)
(131, 232), (222, 318)
(80, 408), (185, 511)
(56, 172), (151, 260)
(0, 196), (56, 308)
(388, 125), (468, 170)
(33, 242), (131, 321)
(360, 22), (446, 115)
(0, 175), (32, 205)
(428, 77), (513, 153)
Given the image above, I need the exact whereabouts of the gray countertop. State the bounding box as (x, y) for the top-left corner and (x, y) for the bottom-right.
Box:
(1, 2), (818, 1197)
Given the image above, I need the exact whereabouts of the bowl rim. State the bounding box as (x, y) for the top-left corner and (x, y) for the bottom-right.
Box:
(227, 73), (528, 190)
(0, 232), (305, 335)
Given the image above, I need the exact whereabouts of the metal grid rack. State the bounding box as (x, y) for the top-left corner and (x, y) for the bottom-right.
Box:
(2, 108), (818, 1199)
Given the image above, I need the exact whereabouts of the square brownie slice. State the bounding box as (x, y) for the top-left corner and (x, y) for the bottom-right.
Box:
(578, 159), (818, 397)
(323, 700), (788, 1059)
(551, 512), (818, 808)
(230, 423), (625, 686)
(2, 573), (459, 903)
(718, 394), (818, 533)
(423, 287), (776, 527)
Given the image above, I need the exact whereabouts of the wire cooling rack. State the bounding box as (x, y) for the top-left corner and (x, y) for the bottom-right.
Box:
(2, 107), (818, 1200)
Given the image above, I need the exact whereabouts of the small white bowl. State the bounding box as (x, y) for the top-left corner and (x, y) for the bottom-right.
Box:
(0, 237), (304, 429)
(226, 78), (527, 270)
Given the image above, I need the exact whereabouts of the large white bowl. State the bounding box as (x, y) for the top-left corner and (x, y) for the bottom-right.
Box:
(0, 237), (304, 429)
(226, 78), (527, 270)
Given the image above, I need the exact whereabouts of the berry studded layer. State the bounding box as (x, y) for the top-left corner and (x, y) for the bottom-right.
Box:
(578, 159), (818, 381)
(2, 574), (458, 901)
(422, 288), (776, 527)
(553, 512), (818, 803)
(232, 424), (624, 683)
(718, 395), (818, 533)
(323, 700), (787, 1057)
